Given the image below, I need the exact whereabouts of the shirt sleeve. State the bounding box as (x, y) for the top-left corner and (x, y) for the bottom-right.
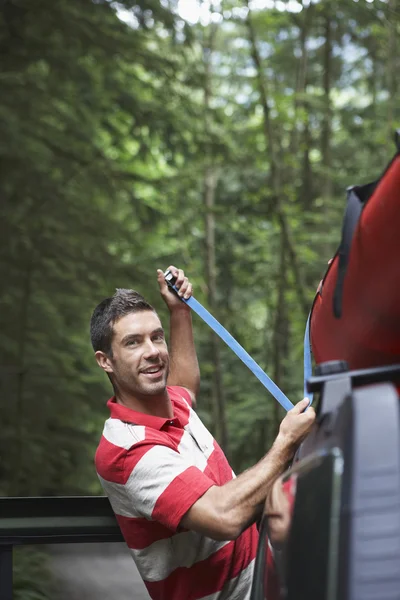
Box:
(172, 385), (194, 408)
(122, 442), (214, 531)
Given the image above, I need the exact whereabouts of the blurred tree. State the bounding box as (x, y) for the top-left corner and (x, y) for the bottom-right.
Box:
(3, 0), (398, 595)
(0, 0), (199, 495)
(1, 0), (399, 490)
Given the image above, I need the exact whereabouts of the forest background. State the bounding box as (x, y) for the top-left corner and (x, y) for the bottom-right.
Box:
(0, 0), (399, 595)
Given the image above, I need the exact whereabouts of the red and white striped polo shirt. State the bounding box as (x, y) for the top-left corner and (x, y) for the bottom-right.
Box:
(95, 386), (258, 600)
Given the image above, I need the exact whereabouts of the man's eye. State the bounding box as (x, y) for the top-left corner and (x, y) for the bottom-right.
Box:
(153, 334), (164, 342)
(128, 340), (139, 346)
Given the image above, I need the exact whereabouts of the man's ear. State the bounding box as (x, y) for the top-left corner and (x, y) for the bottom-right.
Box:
(95, 351), (114, 374)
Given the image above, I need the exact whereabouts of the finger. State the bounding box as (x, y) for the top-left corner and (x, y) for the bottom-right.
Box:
(305, 406), (316, 421)
(267, 483), (280, 513)
(297, 408), (316, 430)
(266, 478), (282, 512)
(299, 405), (316, 422)
(270, 480), (288, 518)
(157, 269), (168, 292)
(166, 265), (179, 281)
(271, 479), (284, 504)
(163, 265), (179, 289)
(175, 269), (185, 290)
(183, 282), (192, 300)
(179, 276), (189, 297)
(289, 398), (310, 415)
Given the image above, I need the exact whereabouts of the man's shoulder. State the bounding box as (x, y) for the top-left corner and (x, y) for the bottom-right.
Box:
(167, 385), (193, 408)
(95, 418), (176, 479)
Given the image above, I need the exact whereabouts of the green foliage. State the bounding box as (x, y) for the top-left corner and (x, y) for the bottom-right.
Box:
(13, 547), (54, 600)
(0, 0), (199, 496)
(1, 0), (399, 498)
(1, 0), (399, 591)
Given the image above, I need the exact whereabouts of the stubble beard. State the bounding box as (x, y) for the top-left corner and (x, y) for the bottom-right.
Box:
(133, 363), (170, 398)
(113, 358), (170, 400)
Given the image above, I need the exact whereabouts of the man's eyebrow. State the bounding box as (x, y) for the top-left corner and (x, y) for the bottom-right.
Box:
(121, 333), (142, 344)
(120, 328), (164, 344)
(152, 328), (165, 336)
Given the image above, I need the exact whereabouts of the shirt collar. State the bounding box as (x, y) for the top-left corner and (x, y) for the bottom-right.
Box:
(107, 395), (182, 430)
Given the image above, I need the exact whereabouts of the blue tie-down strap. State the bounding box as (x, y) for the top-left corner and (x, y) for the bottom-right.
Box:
(164, 270), (294, 412)
(303, 313), (313, 405)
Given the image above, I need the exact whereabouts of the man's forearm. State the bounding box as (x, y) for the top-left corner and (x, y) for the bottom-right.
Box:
(213, 435), (294, 538)
(167, 308), (200, 397)
(181, 400), (314, 541)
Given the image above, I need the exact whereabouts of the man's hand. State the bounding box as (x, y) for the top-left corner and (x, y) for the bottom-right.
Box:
(157, 265), (193, 312)
(265, 477), (292, 549)
(277, 398), (316, 452)
(317, 257), (334, 294)
(159, 265), (200, 398)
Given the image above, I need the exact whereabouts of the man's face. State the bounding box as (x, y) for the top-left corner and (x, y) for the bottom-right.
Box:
(103, 310), (169, 398)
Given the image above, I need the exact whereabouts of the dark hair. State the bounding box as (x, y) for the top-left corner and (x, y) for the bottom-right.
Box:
(90, 289), (155, 355)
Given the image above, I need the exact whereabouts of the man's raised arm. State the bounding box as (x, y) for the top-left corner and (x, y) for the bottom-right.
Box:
(180, 399), (315, 540)
(157, 266), (200, 405)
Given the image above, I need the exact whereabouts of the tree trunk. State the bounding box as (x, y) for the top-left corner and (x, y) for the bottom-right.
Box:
(203, 21), (229, 453)
(271, 233), (287, 439)
(371, 46), (377, 116)
(294, 1), (314, 208)
(321, 7), (333, 201)
(291, 1), (313, 147)
(245, 2), (308, 318)
(386, 0), (397, 146)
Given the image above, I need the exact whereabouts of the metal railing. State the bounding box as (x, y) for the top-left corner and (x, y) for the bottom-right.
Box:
(0, 496), (123, 600)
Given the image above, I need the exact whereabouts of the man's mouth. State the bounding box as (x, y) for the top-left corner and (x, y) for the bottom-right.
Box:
(140, 365), (164, 379)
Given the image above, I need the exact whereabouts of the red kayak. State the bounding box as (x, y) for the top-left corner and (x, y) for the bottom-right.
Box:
(310, 150), (400, 370)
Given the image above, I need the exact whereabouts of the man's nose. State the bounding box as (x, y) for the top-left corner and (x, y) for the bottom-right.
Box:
(143, 340), (160, 359)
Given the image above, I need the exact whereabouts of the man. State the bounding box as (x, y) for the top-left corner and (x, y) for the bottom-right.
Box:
(91, 266), (315, 600)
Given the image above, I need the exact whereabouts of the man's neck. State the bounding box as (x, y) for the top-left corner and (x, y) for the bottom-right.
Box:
(115, 387), (174, 418)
